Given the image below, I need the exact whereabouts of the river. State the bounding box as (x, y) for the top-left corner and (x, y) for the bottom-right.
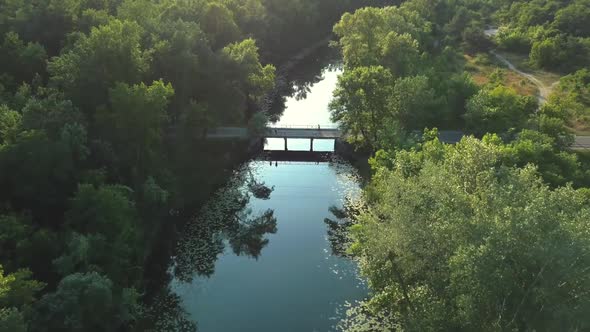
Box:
(165, 46), (368, 331)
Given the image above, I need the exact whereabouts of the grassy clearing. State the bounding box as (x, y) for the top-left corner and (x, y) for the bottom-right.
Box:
(495, 51), (561, 87)
(464, 53), (538, 96)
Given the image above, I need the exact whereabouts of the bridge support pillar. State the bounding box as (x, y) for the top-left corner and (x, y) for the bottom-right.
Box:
(310, 138), (314, 152)
(284, 137), (288, 151)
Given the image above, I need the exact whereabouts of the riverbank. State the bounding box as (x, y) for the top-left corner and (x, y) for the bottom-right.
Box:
(167, 42), (368, 331)
(142, 37), (345, 323)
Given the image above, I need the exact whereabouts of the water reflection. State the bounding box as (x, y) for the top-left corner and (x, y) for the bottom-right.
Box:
(324, 198), (367, 258)
(163, 44), (367, 332)
(267, 44), (341, 122)
(141, 290), (197, 332)
(169, 159), (367, 332)
(173, 164), (278, 282)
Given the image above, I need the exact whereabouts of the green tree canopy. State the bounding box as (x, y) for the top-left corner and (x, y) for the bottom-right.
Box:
(30, 272), (139, 332)
(96, 80), (174, 180)
(330, 65), (394, 150)
(48, 19), (149, 112)
(346, 136), (590, 331)
(465, 85), (537, 136)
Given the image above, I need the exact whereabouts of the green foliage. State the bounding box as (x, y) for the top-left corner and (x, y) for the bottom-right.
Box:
(0, 0), (361, 330)
(30, 272), (139, 332)
(20, 90), (85, 139)
(389, 75), (440, 130)
(247, 112), (269, 137)
(222, 38), (276, 106)
(0, 105), (21, 145)
(97, 80), (174, 180)
(494, 130), (588, 187)
(0, 32), (47, 89)
(201, 2), (241, 49)
(63, 184), (142, 285)
(0, 130), (86, 222)
(465, 85), (537, 136)
(330, 65), (394, 150)
(549, 69), (590, 132)
(0, 308), (26, 332)
(48, 19), (149, 111)
(333, 6), (427, 69)
(495, 28), (532, 53)
(348, 137), (590, 331)
(496, 0), (590, 72)
(0, 266), (44, 308)
(553, 1), (590, 37)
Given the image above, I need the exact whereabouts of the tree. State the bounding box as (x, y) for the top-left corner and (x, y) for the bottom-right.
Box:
(48, 19), (149, 112)
(63, 184), (142, 285)
(0, 106), (21, 145)
(389, 75), (439, 130)
(96, 80), (174, 181)
(330, 65), (394, 150)
(221, 38), (275, 110)
(0, 264), (43, 332)
(30, 272), (139, 332)
(247, 112), (269, 137)
(149, 20), (210, 116)
(20, 90), (85, 139)
(346, 137), (590, 331)
(465, 85), (537, 136)
(333, 6), (429, 69)
(554, 1), (590, 37)
(0, 130), (88, 224)
(201, 2), (241, 50)
(0, 32), (47, 89)
(0, 308), (26, 332)
(0, 266), (44, 308)
(380, 32), (421, 77)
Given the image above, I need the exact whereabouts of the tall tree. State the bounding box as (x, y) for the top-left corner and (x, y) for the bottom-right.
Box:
(330, 65), (394, 150)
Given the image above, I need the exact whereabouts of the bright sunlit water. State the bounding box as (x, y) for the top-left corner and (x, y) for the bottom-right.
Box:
(170, 54), (366, 331)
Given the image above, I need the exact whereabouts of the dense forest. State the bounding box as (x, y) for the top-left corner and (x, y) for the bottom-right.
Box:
(1, 0), (590, 331)
(0, 0), (360, 330)
(329, 0), (590, 330)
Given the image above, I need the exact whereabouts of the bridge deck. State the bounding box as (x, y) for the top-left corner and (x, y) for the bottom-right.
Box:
(206, 127), (590, 150)
(265, 128), (341, 139)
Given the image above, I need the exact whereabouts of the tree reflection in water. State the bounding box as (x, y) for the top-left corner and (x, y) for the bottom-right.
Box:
(173, 164), (277, 283)
(324, 197), (367, 258)
(267, 44), (341, 122)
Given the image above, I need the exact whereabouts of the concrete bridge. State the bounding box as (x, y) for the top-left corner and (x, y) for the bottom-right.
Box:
(207, 125), (342, 151)
(207, 126), (590, 151)
(265, 126), (341, 151)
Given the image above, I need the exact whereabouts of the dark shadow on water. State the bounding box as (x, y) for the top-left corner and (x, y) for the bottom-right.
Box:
(260, 150), (334, 162)
(324, 192), (368, 258)
(172, 163), (278, 283)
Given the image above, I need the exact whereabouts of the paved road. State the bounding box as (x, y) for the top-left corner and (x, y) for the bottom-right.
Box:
(572, 136), (590, 150)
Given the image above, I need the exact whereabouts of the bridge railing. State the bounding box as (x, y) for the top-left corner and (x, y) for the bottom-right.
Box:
(268, 124), (339, 129)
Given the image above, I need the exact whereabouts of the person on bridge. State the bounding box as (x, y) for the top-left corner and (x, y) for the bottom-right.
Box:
(318, 124), (320, 130)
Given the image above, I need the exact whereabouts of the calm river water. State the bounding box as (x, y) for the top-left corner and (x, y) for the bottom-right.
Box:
(168, 46), (367, 332)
